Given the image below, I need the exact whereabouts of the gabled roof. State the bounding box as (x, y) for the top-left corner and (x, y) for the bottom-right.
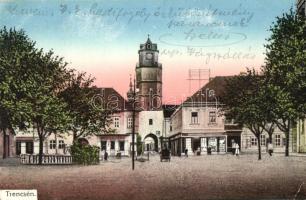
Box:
(184, 76), (232, 104)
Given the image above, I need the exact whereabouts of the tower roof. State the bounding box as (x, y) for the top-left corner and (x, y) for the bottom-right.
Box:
(146, 34), (152, 44)
(139, 35), (158, 51)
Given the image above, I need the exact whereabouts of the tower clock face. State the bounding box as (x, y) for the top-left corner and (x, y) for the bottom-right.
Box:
(146, 53), (153, 60)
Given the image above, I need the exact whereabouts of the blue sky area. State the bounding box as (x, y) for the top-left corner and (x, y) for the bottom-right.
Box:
(0, 0), (296, 99)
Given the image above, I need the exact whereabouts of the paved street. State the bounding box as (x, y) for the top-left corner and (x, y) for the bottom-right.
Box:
(0, 153), (306, 200)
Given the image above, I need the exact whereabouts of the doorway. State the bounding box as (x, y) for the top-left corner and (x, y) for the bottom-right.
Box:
(192, 138), (200, 152)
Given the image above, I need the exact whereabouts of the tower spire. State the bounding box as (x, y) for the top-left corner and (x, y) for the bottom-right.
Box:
(129, 74), (132, 89)
(146, 34), (152, 44)
(127, 74), (133, 102)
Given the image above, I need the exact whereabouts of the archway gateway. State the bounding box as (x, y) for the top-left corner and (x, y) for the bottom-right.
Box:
(143, 133), (158, 152)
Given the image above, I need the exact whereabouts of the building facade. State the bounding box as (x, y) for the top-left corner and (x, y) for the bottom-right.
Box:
(167, 76), (293, 156)
(168, 77), (228, 156)
(12, 37), (165, 158)
(6, 37), (301, 159)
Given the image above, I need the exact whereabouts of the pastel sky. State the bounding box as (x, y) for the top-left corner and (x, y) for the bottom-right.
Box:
(0, 0), (295, 104)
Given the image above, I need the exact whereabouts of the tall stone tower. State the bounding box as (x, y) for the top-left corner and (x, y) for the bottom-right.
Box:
(136, 36), (162, 111)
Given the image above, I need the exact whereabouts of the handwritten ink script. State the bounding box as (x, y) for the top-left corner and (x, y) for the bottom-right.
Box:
(3, 2), (256, 63)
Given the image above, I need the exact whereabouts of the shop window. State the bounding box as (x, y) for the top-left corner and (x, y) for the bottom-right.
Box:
(251, 138), (257, 146)
(127, 117), (132, 128)
(101, 141), (107, 150)
(260, 135), (266, 146)
(58, 140), (65, 149)
(191, 112), (198, 124)
(111, 141), (115, 150)
(219, 137), (226, 152)
(208, 138), (217, 152)
(119, 141), (125, 151)
(209, 111), (216, 123)
(114, 117), (120, 128)
(149, 119), (153, 125)
(49, 140), (56, 149)
(275, 134), (281, 146)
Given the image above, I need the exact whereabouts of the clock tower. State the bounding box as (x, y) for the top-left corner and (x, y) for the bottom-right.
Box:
(136, 35), (162, 111)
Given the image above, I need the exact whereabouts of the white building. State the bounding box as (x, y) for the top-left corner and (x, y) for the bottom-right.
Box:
(167, 76), (291, 156)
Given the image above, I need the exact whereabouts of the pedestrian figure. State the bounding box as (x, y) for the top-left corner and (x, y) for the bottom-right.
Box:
(185, 148), (188, 157)
(104, 151), (108, 161)
(232, 142), (236, 155)
(268, 142), (273, 156)
(207, 146), (212, 155)
(235, 143), (240, 156)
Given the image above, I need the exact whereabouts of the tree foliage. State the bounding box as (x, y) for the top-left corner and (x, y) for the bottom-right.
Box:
(59, 72), (114, 141)
(263, 9), (306, 156)
(221, 69), (273, 160)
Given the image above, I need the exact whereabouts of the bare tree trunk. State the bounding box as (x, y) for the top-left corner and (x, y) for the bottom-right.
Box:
(268, 134), (272, 143)
(2, 128), (6, 159)
(257, 135), (261, 160)
(38, 135), (44, 165)
(285, 132), (290, 156)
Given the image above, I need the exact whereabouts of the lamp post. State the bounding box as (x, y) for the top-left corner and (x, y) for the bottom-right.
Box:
(132, 77), (136, 170)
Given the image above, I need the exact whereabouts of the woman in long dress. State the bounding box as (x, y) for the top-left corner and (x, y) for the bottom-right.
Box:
(235, 143), (240, 156)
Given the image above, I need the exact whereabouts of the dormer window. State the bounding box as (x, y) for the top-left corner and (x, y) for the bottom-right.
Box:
(146, 44), (151, 49)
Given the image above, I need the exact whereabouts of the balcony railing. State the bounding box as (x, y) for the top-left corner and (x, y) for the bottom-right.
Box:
(20, 154), (73, 165)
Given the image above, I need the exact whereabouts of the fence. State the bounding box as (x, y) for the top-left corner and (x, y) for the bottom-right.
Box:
(20, 154), (73, 165)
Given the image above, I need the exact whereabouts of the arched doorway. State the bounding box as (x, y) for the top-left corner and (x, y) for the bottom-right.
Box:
(143, 133), (158, 152)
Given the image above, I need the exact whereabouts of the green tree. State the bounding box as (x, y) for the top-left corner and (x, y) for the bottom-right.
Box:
(263, 9), (306, 156)
(0, 27), (72, 163)
(59, 72), (113, 142)
(25, 49), (71, 164)
(0, 27), (38, 158)
(222, 69), (275, 160)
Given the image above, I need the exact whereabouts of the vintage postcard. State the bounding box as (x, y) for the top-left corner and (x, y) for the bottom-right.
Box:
(0, 0), (305, 200)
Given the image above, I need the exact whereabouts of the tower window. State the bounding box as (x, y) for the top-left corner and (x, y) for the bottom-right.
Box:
(149, 119), (153, 125)
(147, 44), (151, 49)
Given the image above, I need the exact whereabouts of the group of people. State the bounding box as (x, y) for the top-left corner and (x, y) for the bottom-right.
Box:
(231, 140), (274, 156)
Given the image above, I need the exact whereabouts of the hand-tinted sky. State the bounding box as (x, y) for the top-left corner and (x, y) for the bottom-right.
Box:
(0, 0), (295, 103)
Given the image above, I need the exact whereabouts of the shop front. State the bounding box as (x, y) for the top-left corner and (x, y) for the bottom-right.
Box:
(169, 133), (227, 156)
(198, 137), (226, 153)
(99, 134), (130, 157)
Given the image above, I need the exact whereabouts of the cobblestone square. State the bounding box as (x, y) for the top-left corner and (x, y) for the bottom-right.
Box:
(1, 154), (306, 200)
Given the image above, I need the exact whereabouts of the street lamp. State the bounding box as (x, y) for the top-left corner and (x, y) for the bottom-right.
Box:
(131, 77), (138, 170)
